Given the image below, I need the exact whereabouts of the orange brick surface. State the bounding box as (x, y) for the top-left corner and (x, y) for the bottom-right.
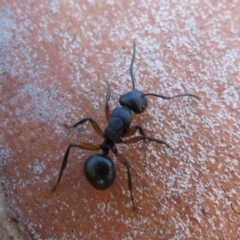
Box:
(0, 0), (240, 239)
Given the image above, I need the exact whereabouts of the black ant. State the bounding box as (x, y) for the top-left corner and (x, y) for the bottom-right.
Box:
(52, 42), (200, 211)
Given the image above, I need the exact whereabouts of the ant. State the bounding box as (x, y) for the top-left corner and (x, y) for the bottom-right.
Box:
(52, 42), (200, 211)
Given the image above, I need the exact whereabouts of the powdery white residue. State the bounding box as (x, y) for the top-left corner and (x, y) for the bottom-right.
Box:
(222, 86), (239, 109)
(45, 1), (60, 15)
(27, 159), (46, 175)
(0, 9), (16, 74)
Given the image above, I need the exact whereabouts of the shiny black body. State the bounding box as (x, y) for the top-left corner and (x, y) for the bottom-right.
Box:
(52, 42), (200, 210)
(103, 106), (132, 144)
(84, 154), (116, 190)
(120, 89), (148, 114)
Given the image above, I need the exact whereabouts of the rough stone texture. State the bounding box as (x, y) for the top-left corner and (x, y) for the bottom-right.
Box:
(0, 0), (240, 239)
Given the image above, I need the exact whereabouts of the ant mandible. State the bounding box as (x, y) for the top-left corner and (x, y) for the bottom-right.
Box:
(52, 42), (200, 211)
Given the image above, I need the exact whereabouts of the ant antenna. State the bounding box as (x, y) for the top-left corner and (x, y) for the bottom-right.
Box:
(181, 83), (188, 93)
(129, 41), (136, 90)
(129, 42), (199, 101)
(144, 83), (200, 100)
(144, 92), (200, 100)
(105, 81), (111, 103)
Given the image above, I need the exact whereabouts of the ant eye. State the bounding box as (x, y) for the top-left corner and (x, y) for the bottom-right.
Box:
(142, 104), (146, 110)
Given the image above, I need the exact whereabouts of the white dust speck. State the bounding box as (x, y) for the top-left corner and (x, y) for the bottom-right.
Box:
(45, 2), (60, 14)
(28, 159), (46, 174)
(222, 86), (239, 109)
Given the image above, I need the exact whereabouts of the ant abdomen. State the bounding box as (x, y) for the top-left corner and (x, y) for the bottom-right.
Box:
(84, 154), (116, 190)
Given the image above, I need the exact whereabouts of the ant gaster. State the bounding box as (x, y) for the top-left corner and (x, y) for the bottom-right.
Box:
(52, 42), (200, 210)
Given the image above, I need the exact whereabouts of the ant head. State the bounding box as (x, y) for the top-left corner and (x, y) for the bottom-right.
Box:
(84, 154), (116, 190)
(119, 89), (148, 114)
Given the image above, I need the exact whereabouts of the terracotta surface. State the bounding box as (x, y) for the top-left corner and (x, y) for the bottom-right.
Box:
(0, 0), (240, 239)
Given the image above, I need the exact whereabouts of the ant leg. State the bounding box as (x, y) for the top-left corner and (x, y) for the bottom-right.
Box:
(105, 81), (111, 121)
(117, 154), (136, 211)
(122, 135), (171, 148)
(112, 146), (136, 211)
(52, 142), (100, 191)
(121, 124), (146, 138)
(65, 118), (103, 137)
